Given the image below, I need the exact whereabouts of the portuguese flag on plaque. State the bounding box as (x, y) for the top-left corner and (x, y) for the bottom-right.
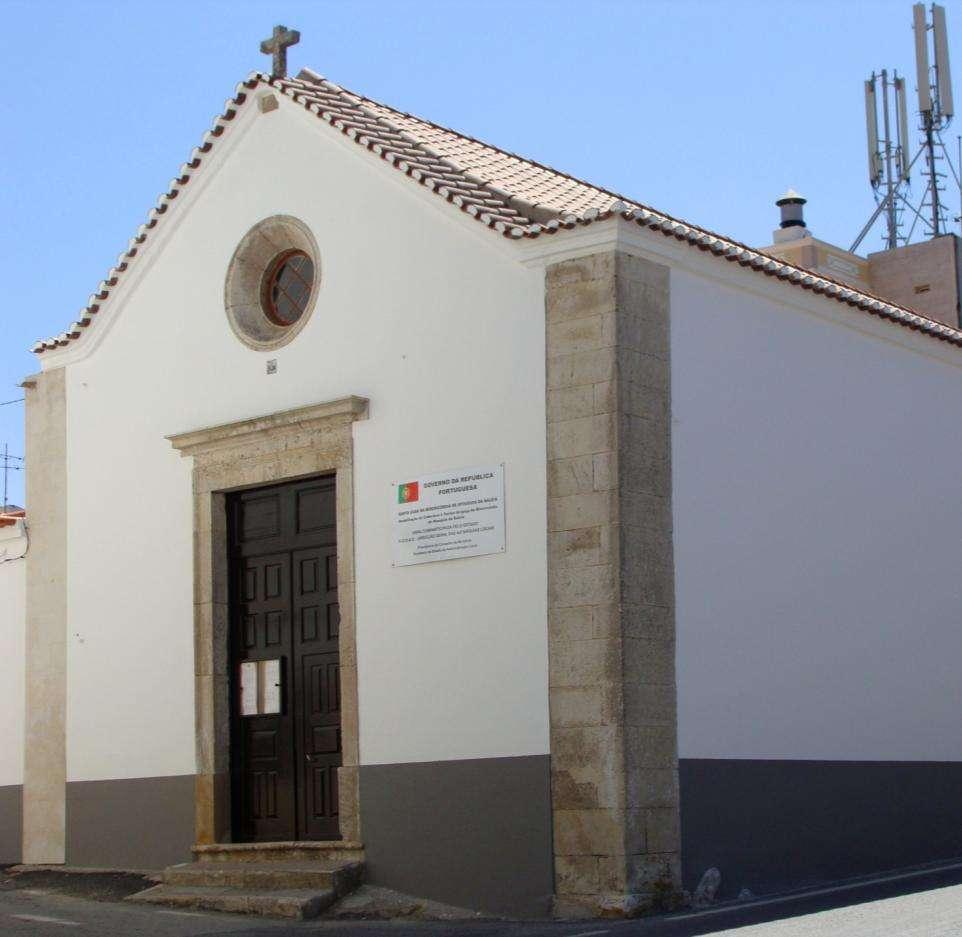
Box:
(397, 481), (419, 504)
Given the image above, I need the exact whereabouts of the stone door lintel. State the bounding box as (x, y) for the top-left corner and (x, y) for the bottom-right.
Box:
(167, 396), (369, 458)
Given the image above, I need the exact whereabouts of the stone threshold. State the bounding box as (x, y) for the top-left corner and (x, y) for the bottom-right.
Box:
(192, 841), (365, 863)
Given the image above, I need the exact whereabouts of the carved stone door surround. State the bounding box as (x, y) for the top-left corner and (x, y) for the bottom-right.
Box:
(168, 396), (367, 845)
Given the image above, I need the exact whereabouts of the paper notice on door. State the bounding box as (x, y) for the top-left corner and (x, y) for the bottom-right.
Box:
(239, 659), (282, 716)
(239, 661), (258, 716)
(261, 659), (281, 714)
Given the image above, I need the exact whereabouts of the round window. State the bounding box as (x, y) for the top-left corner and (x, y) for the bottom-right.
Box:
(262, 250), (315, 326)
(224, 216), (320, 350)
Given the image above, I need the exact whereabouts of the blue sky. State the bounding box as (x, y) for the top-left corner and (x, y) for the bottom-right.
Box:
(0, 0), (954, 506)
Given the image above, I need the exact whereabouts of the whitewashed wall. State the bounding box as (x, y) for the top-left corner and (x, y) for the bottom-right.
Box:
(57, 97), (549, 783)
(672, 266), (962, 761)
(0, 535), (25, 788)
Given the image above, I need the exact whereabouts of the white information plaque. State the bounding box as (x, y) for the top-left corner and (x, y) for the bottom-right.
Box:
(393, 464), (505, 566)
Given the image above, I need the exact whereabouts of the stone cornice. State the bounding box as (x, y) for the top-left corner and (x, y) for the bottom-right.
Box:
(167, 396), (369, 458)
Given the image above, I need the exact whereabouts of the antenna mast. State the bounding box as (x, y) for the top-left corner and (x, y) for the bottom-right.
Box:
(862, 70), (910, 249)
(914, 2), (953, 236)
(1, 444), (24, 511)
(852, 3), (960, 252)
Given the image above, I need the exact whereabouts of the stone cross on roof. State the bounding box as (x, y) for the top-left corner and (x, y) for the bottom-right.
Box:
(260, 24), (300, 78)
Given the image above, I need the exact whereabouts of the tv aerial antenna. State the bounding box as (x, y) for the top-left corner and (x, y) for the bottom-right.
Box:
(851, 3), (961, 252)
(1, 444), (23, 512)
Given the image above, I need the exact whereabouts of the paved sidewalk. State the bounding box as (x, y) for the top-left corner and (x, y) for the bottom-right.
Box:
(708, 882), (962, 936)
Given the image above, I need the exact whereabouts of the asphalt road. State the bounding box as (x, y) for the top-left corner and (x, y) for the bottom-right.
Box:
(4, 864), (962, 937)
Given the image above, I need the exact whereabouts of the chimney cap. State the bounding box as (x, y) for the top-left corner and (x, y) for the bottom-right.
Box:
(776, 188), (807, 206)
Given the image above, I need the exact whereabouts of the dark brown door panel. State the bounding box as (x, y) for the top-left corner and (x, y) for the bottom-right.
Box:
(228, 477), (341, 842)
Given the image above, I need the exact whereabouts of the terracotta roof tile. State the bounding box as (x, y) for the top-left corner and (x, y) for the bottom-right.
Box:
(0, 508), (25, 529)
(33, 70), (962, 354)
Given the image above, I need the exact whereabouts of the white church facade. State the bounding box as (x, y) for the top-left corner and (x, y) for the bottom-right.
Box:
(2, 54), (962, 918)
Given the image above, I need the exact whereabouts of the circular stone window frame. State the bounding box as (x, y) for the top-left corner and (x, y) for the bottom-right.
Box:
(224, 215), (321, 351)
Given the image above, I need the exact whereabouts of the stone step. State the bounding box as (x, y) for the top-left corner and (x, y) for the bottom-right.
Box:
(192, 841), (365, 864)
(163, 859), (363, 893)
(130, 848), (367, 919)
(128, 883), (336, 919)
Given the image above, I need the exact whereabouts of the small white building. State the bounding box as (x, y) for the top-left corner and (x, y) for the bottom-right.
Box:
(2, 56), (962, 918)
(0, 511), (26, 864)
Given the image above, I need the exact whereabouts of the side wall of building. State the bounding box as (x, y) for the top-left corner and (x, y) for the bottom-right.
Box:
(671, 265), (962, 898)
(867, 234), (961, 330)
(0, 542), (25, 863)
(50, 96), (551, 911)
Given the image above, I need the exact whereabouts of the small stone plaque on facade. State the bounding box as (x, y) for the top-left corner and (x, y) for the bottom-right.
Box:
(393, 464), (505, 566)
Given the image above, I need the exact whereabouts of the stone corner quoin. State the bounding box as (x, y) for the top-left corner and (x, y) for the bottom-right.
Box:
(545, 249), (680, 916)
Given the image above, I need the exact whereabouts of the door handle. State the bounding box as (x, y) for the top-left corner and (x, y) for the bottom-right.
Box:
(306, 752), (315, 762)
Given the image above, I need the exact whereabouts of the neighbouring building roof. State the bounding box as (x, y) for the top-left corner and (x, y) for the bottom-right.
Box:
(0, 510), (27, 562)
(33, 70), (962, 355)
(0, 507), (25, 530)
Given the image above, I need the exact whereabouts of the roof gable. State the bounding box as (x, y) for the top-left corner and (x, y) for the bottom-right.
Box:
(33, 69), (962, 356)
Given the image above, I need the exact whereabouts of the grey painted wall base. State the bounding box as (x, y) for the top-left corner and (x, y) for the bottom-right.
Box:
(680, 759), (962, 899)
(66, 774), (195, 869)
(0, 785), (22, 864)
(359, 755), (553, 917)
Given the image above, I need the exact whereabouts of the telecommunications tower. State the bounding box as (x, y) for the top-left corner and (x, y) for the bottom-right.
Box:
(852, 3), (960, 252)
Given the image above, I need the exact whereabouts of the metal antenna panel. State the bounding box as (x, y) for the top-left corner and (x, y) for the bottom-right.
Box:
(865, 78), (882, 185)
(914, 3), (932, 113)
(932, 4), (953, 119)
(896, 76), (911, 180)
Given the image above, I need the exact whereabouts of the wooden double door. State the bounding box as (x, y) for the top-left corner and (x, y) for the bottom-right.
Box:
(228, 476), (342, 842)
